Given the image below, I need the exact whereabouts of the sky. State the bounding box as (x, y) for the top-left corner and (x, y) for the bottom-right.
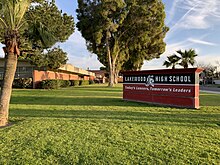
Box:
(1, 0), (220, 70)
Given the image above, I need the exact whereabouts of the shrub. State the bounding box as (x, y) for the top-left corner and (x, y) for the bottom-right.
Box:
(79, 80), (89, 86)
(60, 80), (71, 88)
(41, 80), (71, 89)
(41, 80), (60, 89)
(13, 78), (33, 89)
(89, 80), (95, 84)
(70, 80), (80, 86)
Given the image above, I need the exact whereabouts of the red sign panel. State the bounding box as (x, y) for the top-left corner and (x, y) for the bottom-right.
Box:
(123, 68), (203, 109)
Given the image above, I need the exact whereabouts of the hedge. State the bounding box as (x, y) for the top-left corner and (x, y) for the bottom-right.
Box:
(79, 80), (89, 86)
(60, 80), (71, 88)
(89, 80), (95, 84)
(39, 79), (94, 89)
(13, 78), (33, 89)
(70, 80), (80, 86)
(40, 80), (60, 89)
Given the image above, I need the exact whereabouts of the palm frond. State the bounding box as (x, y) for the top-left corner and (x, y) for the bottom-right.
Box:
(0, 0), (30, 31)
(0, 17), (8, 28)
(15, 0), (31, 29)
(163, 60), (171, 68)
(177, 48), (197, 68)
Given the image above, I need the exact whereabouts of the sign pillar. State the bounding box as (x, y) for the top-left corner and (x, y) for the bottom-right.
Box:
(123, 68), (203, 109)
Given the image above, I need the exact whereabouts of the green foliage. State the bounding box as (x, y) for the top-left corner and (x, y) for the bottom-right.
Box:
(0, 0), (74, 51)
(60, 80), (71, 88)
(0, 0), (30, 31)
(89, 80), (95, 84)
(100, 66), (106, 71)
(177, 49), (198, 68)
(40, 80), (71, 89)
(23, 0), (75, 49)
(46, 47), (68, 70)
(0, 0), (74, 127)
(70, 80), (80, 86)
(79, 80), (89, 86)
(197, 63), (218, 80)
(25, 49), (47, 67)
(13, 78), (33, 89)
(40, 79), (92, 89)
(163, 54), (181, 69)
(163, 49), (198, 69)
(0, 85), (219, 164)
(77, 0), (168, 85)
(40, 80), (60, 89)
(27, 47), (68, 70)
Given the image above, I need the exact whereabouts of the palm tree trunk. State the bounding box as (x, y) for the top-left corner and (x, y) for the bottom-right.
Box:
(0, 52), (17, 126)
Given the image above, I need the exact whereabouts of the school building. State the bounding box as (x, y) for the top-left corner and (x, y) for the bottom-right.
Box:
(0, 58), (95, 88)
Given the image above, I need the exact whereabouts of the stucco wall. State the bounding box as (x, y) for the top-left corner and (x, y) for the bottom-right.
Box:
(33, 70), (80, 88)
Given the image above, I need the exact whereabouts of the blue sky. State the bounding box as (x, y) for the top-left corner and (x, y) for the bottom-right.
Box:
(56, 0), (220, 69)
(55, 0), (220, 70)
(1, 0), (219, 70)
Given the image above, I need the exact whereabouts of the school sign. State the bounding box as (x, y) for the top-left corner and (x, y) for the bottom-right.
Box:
(123, 68), (203, 109)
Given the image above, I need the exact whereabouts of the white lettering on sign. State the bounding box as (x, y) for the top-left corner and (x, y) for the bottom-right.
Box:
(169, 76), (191, 83)
(124, 75), (193, 84)
(150, 87), (169, 92)
(125, 76), (146, 82)
(155, 76), (168, 82)
(172, 88), (191, 93)
(125, 85), (192, 93)
(125, 86), (135, 90)
(135, 87), (149, 91)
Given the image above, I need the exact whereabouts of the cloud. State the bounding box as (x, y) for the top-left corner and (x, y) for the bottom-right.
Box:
(142, 40), (192, 70)
(142, 36), (220, 70)
(70, 54), (103, 70)
(188, 38), (217, 46)
(0, 44), (4, 58)
(166, 0), (180, 24)
(56, 30), (103, 69)
(196, 55), (220, 66)
(168, 0), (220, 34)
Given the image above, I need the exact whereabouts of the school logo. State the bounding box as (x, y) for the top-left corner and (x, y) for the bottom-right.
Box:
(145, 75), (154, 87)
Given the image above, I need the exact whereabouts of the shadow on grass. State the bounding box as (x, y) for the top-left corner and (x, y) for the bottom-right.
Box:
(10, 109), (220, 127)
(10, 96), (152, 107)
(11, 95), (220, 107)
(74, 86), (123, 93)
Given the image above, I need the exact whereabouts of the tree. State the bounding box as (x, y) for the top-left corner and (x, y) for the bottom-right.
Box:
(24, 0), (74, 50)
(216, 61), (220, 78)
(163, 54), (181, 69)
(77, 0), (167, 86)
(28, 47), (68, 70)
(0, 0), (31, 126)
(177, 49), (197, 68)
(197, 62), (218, 82)
(0, 0), (74, 126)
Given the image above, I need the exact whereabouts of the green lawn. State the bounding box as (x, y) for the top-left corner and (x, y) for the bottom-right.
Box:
(0, 84), (220, 164)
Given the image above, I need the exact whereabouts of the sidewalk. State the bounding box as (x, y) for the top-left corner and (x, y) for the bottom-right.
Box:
(200, 86), (220, 94)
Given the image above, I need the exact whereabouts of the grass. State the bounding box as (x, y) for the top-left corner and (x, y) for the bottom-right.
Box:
(0, 84), (220, 164)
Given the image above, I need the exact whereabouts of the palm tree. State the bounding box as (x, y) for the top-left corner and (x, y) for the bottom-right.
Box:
(0, 0), (31, 126)
(163, 54), (181, 69)
(177, 49), (198, 68)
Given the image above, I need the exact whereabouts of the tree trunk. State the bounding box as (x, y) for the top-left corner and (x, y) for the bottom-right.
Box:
(106, 31), (114, 87)
(114, 69), (119, 84)
(108, 52), (115, 87)
(0, 52), (17, 126)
